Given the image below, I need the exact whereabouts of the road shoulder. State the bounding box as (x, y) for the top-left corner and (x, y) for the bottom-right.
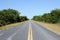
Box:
(0, 21), (25, 30)
(33, 21), (60, 35)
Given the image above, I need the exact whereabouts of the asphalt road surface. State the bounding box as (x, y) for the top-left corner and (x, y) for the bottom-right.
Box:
(0, 20), (60, 40)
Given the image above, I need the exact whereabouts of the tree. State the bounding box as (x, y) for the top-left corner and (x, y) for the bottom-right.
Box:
(32, 9), (60, 23)
(51, 9), (60, 23)
(20, 16), (28, 22)
(42, 13), (52, 23)
(32, 16), (41, 21)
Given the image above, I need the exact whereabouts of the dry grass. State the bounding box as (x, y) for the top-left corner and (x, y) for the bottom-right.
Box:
(0, 22), (24, 30)
(34, 21), (60, 35)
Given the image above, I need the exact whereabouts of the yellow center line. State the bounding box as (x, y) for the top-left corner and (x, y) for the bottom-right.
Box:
(28, 22), (33, 40)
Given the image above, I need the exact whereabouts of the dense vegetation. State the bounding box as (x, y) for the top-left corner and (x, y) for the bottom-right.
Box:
(0, 9), (28, 26)
(32, 9), (60, 23)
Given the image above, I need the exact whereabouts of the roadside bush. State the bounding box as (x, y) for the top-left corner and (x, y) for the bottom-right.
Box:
(32, 9), (60, 23)
(0, 8), (28, 27)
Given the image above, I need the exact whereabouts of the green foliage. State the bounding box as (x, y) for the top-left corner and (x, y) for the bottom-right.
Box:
(50, 9), (60, 23)
(32, 16), (40, 21)
(32, 9), (60, 23)
(0, 20), (6, 26)
(42, 13), (52, 23)
(20, 16), (28, 22)
(0, 9), (28, 27)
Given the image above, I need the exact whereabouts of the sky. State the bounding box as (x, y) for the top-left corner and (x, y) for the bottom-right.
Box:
(0, 0), (60, 19)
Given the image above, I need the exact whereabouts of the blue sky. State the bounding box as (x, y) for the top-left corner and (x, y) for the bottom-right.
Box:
(0, 0), (60, 19)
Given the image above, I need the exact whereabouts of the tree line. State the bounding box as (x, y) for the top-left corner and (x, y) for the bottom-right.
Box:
(0, 9), (28, 26)
(32, 9), (60, 23)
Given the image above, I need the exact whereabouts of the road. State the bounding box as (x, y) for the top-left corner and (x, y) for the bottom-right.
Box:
(0, 20), (60, 40)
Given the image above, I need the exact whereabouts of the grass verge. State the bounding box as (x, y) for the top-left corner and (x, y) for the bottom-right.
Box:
(34, 21), (60, 35)
(0, 22), (25, 30)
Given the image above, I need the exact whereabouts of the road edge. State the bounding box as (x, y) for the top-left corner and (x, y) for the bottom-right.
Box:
(0, 21), (26, 31)
(33, 21), (60, 35)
